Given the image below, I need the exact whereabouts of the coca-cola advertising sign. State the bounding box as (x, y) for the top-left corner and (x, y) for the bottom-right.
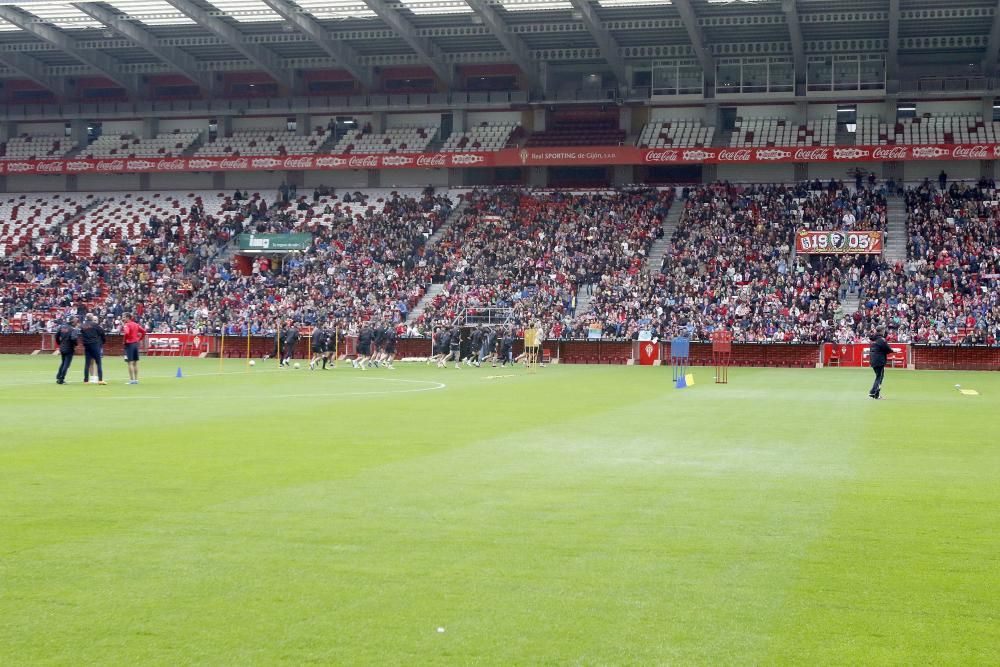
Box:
(417, 154), (448, 167)
(1, 143), (999, 177)
(348, 155), (379, 169)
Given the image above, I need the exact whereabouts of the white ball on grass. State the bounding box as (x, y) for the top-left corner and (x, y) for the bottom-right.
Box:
(437, 627), (445, 633)
(249, 360), (256, 366)
(293, 362), (301, 369)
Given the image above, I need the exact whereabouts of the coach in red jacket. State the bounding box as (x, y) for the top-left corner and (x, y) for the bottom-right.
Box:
(122, 313), (147, 385)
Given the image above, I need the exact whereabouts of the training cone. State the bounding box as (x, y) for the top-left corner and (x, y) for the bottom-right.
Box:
(685, 373), (695, 387)
(675, 376), (687, 389)
(176, 367), (183, 378)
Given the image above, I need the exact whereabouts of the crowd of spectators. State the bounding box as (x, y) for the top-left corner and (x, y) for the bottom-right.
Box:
(1, 180), (998, 347)
(844, 181), (999, 345)
(413, 187), (672, 337)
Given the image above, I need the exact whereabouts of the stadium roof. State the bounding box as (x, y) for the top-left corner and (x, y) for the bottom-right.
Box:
(0, 0), (994, 94)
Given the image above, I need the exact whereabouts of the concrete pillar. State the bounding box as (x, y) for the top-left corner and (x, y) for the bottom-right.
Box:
(981, 95), (994, 122)
(452, 109), (467, 134)
(296, 113), (311, 136)
(793, 100), (809, 125)
(703, 164), (718, 183)
(618, 109), (632, 136)
(794, 163), (808, 182)
(448, 168), (467, 188)
(370, 111), (386, 134)
(532, 108), (547, 132)
(0, 121), (16, 143)
(367, 169), (380, 188)
(220, 115), (233, 138)
(527, 166), (548, 187)
(66, 174), (78, 192)
(702, 103), (718, 129)
(139, 173), (151, 191)
(142, 117), (159, 139)
(70, 119), (88, 150)
(213, 171), (226, 191)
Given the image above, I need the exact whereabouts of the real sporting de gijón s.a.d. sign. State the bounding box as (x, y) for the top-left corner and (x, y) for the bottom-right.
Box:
(796, 230), (883, 254)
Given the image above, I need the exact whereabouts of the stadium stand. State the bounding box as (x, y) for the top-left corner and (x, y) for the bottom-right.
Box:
(1, 133), (77, 160)
(80, 131), (200, 158)
(856, 114), (1000, 145)
(415, 188), (673, 337)
(441, 122), (519, 152)
(850, 182), (1000, 345)
(637, 120), (715, 148)
(332, 126), (438, 154)
(195, 128), (331, 157)
(525, 111), (625, 147)
(729, 117), (836, 147)
(0, 193), (96, 257)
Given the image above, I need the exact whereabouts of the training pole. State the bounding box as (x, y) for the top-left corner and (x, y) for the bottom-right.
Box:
(276, 318), (282, 368)
(245, 328), (251, 367)
(219, 328), (225, 372)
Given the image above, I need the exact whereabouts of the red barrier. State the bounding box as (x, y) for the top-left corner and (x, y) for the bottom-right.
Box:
(0, 142), (998, 176)
(2, 335), (997, 370)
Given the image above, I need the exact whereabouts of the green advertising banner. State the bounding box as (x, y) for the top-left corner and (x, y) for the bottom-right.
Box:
(238, 233), (312, 253)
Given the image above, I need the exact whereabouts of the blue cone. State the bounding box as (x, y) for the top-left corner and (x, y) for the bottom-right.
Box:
(176, 367), (183, 378)
(675, 376), (687, 389)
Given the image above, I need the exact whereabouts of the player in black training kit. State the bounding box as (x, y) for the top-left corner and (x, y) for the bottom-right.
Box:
(280, 323), (300, 366)
(382, 326), (397, 369)
(355, 323), (374, 370)
(429, 327), (449, 365)
(500, 330), (514, 366)
(439, 326), (462, 368)
(309, 326), (331, 370)
(371, 322), (388, 368)
(466, 326), (483, 367)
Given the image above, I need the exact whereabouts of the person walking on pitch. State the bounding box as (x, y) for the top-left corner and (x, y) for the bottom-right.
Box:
(868, 327), (893, 399)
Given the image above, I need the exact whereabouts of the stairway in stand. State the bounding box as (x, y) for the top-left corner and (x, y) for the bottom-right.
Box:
(884, 194), (907, 264)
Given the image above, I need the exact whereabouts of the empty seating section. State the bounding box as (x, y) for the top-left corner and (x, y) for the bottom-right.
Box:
(442, 123), (519, 152)
(65, 191), (230, 256)
(333, 126), (438, 154)
(525, 112), (625, 147)
(0, 193), (94, 256)
(196, 128), (331, 157)
(638, 120), (715, 148)
(856, 114), (1000, 145)
(81, 131), (200, 158)
(730, 118), (835, 147)
(1, 134), (77, 160)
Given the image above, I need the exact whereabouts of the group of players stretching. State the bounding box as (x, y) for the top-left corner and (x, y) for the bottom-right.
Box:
(268, 320), (537, 370)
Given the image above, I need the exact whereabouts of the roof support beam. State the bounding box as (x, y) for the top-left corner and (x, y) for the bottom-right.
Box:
(672, 0), (714, 89)
(568, 0), (628, 87)
(161, 0), (288, 85)
(0, 51), (67, 97)
(259, 0), (373, 89)
(888, 0), (900, 81)
(72, 2), (213, 94)
(781, 0), (805, 89)
(0, 5), (141, 96)
(360, 0), (453, 86)
(465, 0), (544, 93)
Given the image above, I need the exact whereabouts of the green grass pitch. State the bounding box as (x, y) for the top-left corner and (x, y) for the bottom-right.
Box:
(1, 355), (998, 664)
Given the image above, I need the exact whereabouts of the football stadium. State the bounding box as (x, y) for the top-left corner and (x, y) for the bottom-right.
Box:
(1, 0), (998, 663)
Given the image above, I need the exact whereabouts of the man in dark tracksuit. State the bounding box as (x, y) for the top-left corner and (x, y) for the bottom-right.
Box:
(280, 324), (300, 366)
(868, 328), (893, 399)
(55, 317), (80, 384)
(80, 314), (107, 384)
